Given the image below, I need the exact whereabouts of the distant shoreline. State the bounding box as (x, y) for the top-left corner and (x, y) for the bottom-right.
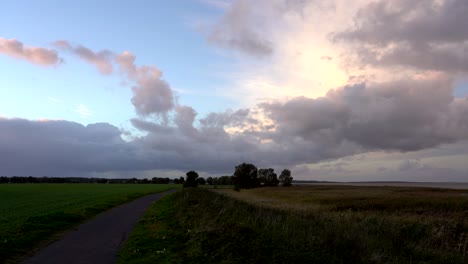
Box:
(293, 181), (468, 190)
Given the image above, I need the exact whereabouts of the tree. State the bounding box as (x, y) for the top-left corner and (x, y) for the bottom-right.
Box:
(233, 163), (259, 189)
(258, 168), (279, 186)
(279, 169), (293, 187)
(184, 171), (199, 187)
(207, 177), (213, 185)
(152, 177), (170, 184)
(197, 177), (206, 185)
(127, 178), (138, 184)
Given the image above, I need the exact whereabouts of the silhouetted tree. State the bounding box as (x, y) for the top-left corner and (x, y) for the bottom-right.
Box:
(184, 171), (199, 187)
(258, 168), (279, 186)
(197, 177), (206, 185)
(233, 163), (259, 189)
(140, 178), (149, 184)
(97, 178), (108, 184)
(207, 177), (213, 185)
(217, 176), (234, 185)
(279, 169), (293, 186)
(127, 178), (138, 184)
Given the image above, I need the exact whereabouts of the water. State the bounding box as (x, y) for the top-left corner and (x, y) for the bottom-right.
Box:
(296, 182), (468, 190)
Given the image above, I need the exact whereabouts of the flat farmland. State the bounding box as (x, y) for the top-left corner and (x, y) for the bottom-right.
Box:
(0, 184), (178, 262)
(120, 185), (468, 264)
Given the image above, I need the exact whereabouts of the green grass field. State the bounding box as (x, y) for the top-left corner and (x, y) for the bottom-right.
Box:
(120, 186), (468, 264)
(0, 183), (179, 263)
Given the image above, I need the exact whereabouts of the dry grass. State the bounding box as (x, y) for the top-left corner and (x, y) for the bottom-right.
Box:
(218, 185), (468, 217)
(121, 186), (468, 263)
(217, 185), (468, 260)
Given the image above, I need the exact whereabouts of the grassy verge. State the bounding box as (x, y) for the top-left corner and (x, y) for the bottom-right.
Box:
(120, 187), (467, 264)
(0, 184), (179, 263)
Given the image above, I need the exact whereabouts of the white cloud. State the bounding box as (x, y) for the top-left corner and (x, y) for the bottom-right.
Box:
(76, 104), (93, 119)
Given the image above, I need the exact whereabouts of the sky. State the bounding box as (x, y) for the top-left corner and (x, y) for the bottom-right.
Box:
(1, 0), (468, 182)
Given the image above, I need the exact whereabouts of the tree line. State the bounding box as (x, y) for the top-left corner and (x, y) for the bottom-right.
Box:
(0, 176), (173, 184)
(1, 163), (293, 188)
(182, 163), (293, 189)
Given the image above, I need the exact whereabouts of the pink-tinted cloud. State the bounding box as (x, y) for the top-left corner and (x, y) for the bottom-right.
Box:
(116, 51), (174, 116)
(0, 37), (61, 66)
(54, 40), (114, 75)
(116, 51), (139, 79)
(116, 51), (163, 81)
(53, 43), (174, 116)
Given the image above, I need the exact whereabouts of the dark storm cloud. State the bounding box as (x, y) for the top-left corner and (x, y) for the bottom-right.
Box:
(334, 0), (468, 72)
(0, 118), (150, 176)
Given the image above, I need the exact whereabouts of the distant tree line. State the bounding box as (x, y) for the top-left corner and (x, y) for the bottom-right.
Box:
(177, 171), (234, 188)
(1, 163), (292, 189)
(180, 163), (292, 190)
(0, 176), (174, 184)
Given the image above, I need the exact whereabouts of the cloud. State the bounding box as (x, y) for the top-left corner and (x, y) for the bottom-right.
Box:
(199, 108), (256, 129)
(2, 75), (468, 178)
(0, 118), (148, 176)
(334, 0), (468, 73)
(54, 40), (114, 74)
(398, 159), (426, 172)
(207, 0), (274, 56)
(130, 78), (174, 116)
(200, 0), (230, 9)
(174, 105), (199, 138)
(116, 51), (175, 116)
(0, 37), (61, 66)
(261, 77), (468, 153)
(206, 0), (318, 57)
(125, 75), (468, 175)
(203, 0), (363, 105)
(52, 41), (176, 117)
(76, 104), (93, 119)
(3, 0), (468, 181)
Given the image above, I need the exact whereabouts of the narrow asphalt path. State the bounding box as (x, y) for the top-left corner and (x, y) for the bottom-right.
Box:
(22, 189), (177, 264)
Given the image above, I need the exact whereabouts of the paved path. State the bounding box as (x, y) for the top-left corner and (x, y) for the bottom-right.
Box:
(22, 189), (177, 264)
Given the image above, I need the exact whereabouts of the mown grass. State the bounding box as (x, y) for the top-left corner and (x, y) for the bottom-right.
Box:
(0, 183), (179, 263)
(120, 186), (468, 264)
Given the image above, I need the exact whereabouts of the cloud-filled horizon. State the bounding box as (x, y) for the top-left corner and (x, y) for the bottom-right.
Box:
(1, 0), (467, 181)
